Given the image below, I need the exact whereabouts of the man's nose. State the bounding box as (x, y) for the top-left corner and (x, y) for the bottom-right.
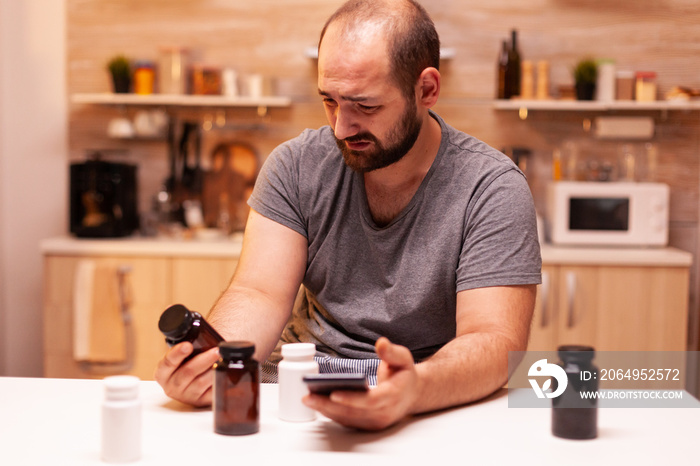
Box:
(332, 108), (358, 141)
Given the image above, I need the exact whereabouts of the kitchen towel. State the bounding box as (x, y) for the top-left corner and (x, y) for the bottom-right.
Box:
(73, 260), (127, 363)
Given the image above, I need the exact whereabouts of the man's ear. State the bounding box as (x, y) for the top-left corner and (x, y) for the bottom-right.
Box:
(417, 67), (440, 108)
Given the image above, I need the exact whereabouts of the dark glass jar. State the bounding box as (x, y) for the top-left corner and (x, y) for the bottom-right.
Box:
(213, 341), (259, 436)
(158, 304), (223, 362)
(552, 345), (598, 440)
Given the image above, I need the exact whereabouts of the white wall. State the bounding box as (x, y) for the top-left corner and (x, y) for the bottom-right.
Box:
(0, 0), (67, 376)
(0, 1), (5, 376)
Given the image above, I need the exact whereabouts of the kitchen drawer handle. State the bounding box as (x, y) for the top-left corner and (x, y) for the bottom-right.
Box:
(540, 271), (550, 328)
(79, 265), (135, 374)
(566, 271), (577, 328)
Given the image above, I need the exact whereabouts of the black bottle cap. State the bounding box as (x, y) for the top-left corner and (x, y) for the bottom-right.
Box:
(219, 341), (256, 359)
(158, 304), (194, 339)
(558, 345), (595, 362)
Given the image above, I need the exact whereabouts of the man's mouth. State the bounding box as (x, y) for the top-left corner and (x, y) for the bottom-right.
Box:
(345, 140), (371, 151)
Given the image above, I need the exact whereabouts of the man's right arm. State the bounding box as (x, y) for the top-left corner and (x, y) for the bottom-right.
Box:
(154, 209), (308, 406)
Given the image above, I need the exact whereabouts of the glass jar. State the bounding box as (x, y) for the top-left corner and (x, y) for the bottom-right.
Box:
(190, 64), (222, 95)
(213, 341), (260, 435)
(615, 70), (635, 100)
(159, 47), (187, 95)
(635, 71), (657, 102)
(133, 61), (155, 95)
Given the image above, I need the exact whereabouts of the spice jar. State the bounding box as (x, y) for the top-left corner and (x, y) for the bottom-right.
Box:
(190, 64), (222, 95)
(520, 60), (534, 99)
(552, 345), (598, 440)
(158, 304), (223, 362)
(133, 61), (155, 95)
(635, 71), (657, 102)
(536, 60), (550, 100)
(615, 70), (635, 100)
(213, 341), (260, 435)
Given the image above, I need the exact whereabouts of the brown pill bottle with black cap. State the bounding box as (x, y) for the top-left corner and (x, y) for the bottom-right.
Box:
(158, 304), (223, 362)
(213, 341), (260, 435)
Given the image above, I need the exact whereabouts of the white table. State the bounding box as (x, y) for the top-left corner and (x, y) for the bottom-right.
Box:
(1, 377), (699, 465)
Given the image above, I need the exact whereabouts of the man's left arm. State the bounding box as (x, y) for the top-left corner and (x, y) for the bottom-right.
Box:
(303, 284), (536, 430)
(410, 284), (535, 412)
(306, 285), (536, 430)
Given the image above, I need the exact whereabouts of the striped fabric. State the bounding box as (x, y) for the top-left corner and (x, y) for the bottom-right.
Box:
(262, 355), (379, 385)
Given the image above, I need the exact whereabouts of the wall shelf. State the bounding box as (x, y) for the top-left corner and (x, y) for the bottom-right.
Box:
(71, 93), (292, 114)
(493, 99), (700, 112)
(304, 46), (456, 60)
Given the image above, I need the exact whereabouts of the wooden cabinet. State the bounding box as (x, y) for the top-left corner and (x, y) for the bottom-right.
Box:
(171, 258), (238, 314)
(529, 262), (690, 352)
(43, 252), (238, 380)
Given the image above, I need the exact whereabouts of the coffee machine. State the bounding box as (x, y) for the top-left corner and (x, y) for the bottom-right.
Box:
(70, 156), (139, 238)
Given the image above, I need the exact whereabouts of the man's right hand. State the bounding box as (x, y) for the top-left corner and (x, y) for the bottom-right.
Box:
(153, 342), (220, 408)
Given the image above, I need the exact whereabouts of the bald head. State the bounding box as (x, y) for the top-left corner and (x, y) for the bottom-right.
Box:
(318, 0), (440, 99)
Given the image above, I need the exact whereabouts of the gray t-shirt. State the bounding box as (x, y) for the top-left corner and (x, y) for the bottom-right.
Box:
(248, 111), (541, 368)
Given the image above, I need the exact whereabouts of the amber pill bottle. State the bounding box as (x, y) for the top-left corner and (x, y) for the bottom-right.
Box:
(552, 345), (598, 440)
(213, 341), (260, 435)
(158, 304), (223, 361)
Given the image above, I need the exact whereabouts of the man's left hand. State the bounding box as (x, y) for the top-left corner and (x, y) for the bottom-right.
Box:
(302, 337), (420, 431)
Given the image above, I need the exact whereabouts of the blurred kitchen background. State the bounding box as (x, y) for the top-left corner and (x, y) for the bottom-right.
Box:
(1, 1), (700, 392)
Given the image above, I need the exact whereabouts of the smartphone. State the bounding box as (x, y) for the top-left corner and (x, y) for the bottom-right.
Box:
(303, 373), (369, 396)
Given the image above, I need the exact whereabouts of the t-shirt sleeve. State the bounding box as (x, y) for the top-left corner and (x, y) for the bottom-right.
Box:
(247, 141), (308, 238)
(455, 169), (542, 291)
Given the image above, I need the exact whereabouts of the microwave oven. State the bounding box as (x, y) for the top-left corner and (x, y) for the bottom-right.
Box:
(546, 181), (669, 247)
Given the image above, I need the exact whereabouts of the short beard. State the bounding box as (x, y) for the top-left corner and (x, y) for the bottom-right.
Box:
(335, 99), (422, 173)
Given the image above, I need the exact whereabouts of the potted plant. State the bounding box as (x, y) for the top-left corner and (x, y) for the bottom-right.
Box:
(572, 58), (597, 100)
(107, 55), (131, 93)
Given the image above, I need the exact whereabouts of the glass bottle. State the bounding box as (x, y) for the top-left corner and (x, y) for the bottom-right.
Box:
(504, 29), (521, 99)
(552, 345), (598, 440)
(158, 304), (223, 362)
(496, 40), (508, 99)
(213, 341), (260, 435)
(278, 343), (319, 422)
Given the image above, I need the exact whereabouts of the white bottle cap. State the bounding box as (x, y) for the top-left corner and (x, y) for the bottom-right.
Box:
(281, 343), (316, 359)
(104, 375), (140, 401)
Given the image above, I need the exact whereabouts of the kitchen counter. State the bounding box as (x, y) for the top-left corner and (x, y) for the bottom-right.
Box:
(1, 377), (699, 465)
(40, 233), (244, 259)
(540, 244), (693, 267)
(41, 235), (693, 266)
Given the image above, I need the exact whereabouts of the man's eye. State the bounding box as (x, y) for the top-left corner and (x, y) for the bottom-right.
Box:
(358, 104), (378, 112)
(322, 98), (336, 106)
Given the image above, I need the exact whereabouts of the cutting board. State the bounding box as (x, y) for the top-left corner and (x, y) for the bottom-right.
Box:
(202, 142), (259, 231)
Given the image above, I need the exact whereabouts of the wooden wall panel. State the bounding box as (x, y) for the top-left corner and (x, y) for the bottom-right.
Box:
(67, 0), (700, 211)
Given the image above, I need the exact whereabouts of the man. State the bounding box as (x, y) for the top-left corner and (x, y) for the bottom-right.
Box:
(155, 0), (541, 431)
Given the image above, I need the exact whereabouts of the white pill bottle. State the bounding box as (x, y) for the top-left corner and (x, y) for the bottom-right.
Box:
(102, 375), (141, 463)
(278, 343), (319, 422)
